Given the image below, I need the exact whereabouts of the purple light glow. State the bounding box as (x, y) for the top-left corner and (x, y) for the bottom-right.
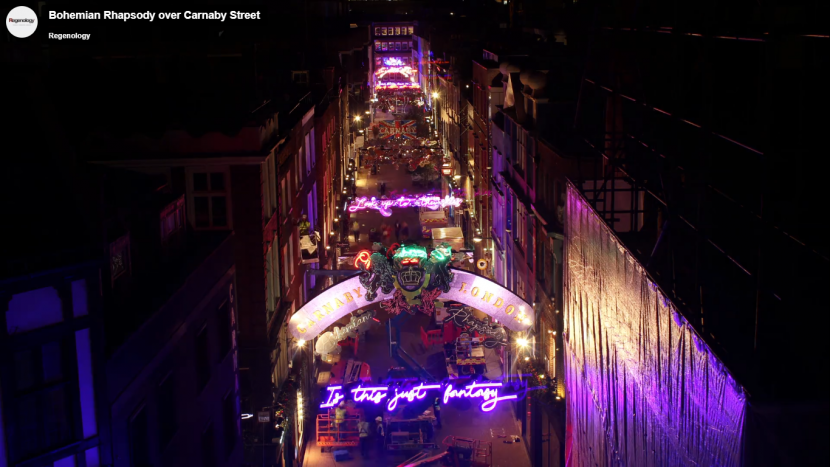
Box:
(320, 380), (520, 413)
(320, 386), (346, 408)
(348, 195), (462, 217)
(387, 383), (442, 411)
(442, 382), (517, 412)
(351, 385), (389, 404)
(564, 183), (746, 466)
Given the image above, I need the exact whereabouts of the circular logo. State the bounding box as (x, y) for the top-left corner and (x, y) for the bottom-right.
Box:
(476, 259), (488, 270)
(6, 6), (38, 38)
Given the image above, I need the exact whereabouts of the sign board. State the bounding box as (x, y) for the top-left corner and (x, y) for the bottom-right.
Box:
(257, 411), (270, 423)
(288, 245), (534, 340)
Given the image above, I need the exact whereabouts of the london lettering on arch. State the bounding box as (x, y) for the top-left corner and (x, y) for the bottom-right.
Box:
(287, 243), (534, 340)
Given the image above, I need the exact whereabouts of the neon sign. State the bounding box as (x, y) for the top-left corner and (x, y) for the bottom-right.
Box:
(443, 381), (517, 412)
(320, 386), (345, 408)
(387, 383), (442, 411)
(288, 268), (534, 339)
(348, 195), (463, 217)
(383, 57), (404, 66)
(319, 380), (523, 413)
(351, 385), (389, 404)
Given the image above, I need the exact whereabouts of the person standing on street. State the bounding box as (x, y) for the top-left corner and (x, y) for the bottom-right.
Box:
(394, 220), (402, 241)
(375, 416), (385, 455)
(358, 415), (371, 458)
(335, 401), (347, 441)
(352, 220), (361, 242)
(433, 396), (442, 428)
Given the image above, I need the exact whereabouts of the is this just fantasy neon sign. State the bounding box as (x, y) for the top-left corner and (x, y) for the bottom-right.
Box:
(348, 195), (462, 217)
(320, 380), (520, 413)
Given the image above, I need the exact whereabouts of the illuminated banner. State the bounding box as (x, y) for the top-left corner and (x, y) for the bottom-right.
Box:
(374, 120), (417, 139)
(319, 380), (522, 413)
(287, 264), (534, 339)
(348, 195), (462, 217)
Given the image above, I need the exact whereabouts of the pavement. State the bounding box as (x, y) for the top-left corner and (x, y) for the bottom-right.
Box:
(303, 140), (531, 467)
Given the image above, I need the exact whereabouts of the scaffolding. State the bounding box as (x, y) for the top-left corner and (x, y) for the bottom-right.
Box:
(568, 0), (830, 403)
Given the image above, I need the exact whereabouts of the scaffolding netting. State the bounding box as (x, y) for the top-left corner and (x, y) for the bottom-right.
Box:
(564, 184), (746, 467)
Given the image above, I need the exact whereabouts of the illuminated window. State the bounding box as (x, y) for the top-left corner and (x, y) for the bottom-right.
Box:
(382, 27), (387, 36)
(382, 42), (387, 51)
(375, 41), (381, 52)
(395, 27), (401, 35)
(408, 26), (414, 35)
(375, 27), (380, 35)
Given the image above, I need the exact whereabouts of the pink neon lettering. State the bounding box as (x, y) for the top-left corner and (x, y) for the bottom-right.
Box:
(351, 386), (388, 404)
(320, 386), (345, 408)
(386, 383), (442, 411)
(442, 382), (516, 412)
(347, 195), (462, 217)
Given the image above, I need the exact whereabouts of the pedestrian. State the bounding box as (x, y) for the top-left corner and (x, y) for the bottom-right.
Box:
(375, 416), (386, 455)
(358, 415), (371, 458)
(394, 220), (402, 241)
(433, 396), (442, 428)
(401, 222), (410, 242)
(352, 220), (361, 242)
(380, 182), (386, 196)
(335, 401), (347, 441)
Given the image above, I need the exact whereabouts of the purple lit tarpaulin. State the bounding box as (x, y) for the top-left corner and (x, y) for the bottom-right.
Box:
(564, 184), (746, 467)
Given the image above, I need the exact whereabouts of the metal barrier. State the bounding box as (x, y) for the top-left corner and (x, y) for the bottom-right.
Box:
(316, 413), (361, 448)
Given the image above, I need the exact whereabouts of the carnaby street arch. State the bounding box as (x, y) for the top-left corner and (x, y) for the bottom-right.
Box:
(288, 268), (534, 340)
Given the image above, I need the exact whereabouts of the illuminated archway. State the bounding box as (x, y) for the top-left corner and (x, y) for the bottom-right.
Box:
(288, 268), (533, 340)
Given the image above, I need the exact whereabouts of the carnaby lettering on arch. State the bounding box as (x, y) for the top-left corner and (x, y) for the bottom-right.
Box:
(287, 268), (533, 339)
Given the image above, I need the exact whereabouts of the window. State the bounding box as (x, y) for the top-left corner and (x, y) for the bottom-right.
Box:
(222, 391), (238, 458)
(130, 407), (151, 467)
(191, 171), (229, 229)
(6, 286), (63, 334)
(158, 373), (178, 450)
(217, 301), (231, 361)
(161, 197), (185, 248)
(196, 326), (210, 392)
(527, 137), (535, 187)
(382, 42), (387, 52)
(267, 246), (281, 320)
(395, 27), (401, 35)
(10, 337), (78, 462)
(292, 71), (308, 84)
(201, 424), (217, 467)
(110, 234), (131, 285)
(305, 132), (312, 175)
(375, 27), (380, 36)
(408, 26), (414, 35)
(402, 42), (408, 51)
(282, 245), (291, 289)
(280, 178), (288, 218)
(295, 150), (302, 188)
(375, 41), (381, 52)
(263, 156), (277, 218)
